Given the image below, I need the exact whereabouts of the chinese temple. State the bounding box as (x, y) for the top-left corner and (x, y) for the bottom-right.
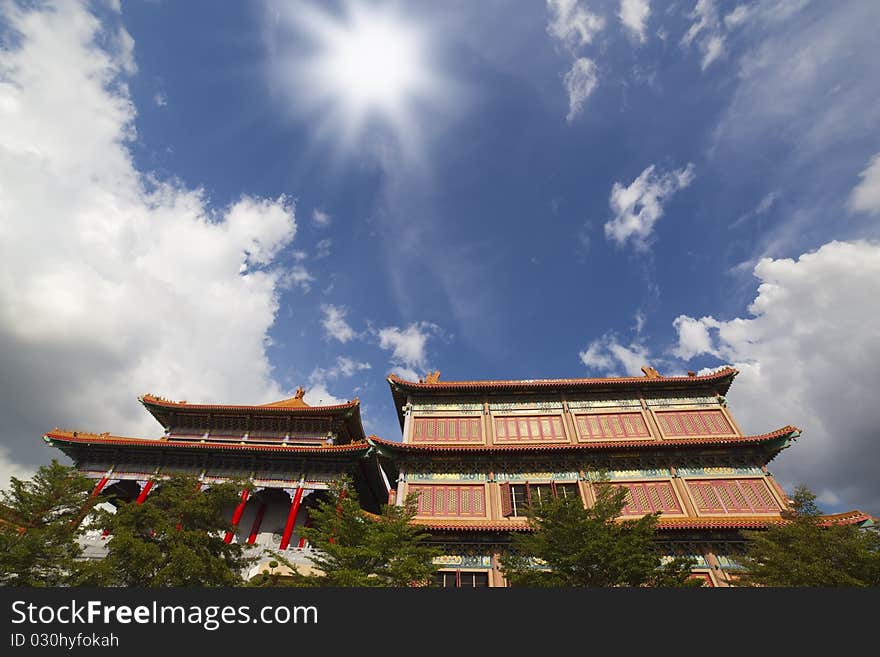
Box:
(43, 368), (876, 586)
(44, 387), (386, 572)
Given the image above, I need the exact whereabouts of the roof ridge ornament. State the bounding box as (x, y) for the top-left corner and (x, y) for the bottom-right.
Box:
(641, 366), (662, 379)
(421, 370), (441, 384)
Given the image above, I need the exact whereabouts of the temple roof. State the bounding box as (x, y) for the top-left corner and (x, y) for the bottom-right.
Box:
(138, 387), (365, 442)
(413, 511), (877, 534)
(139, 388), (359, 414)
(387, 367), (738, 429)
(43, 429), (371, 456)
(818, 510), (878, 528)
(412, 516), (788, 532)
(368, 425), (800, 457)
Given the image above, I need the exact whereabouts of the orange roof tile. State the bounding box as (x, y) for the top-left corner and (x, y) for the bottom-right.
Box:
(655, 516), (785, 529)
(412, 515), (787, 532)
(412, 519), (533, 532)
(44, 429), (370, 455)
(368, 425), (799, 454)
(386, 367), (738, 428)
(818, 510), (877, 526)
(139, 393), (359, 413)
(388, 366), (737, 392)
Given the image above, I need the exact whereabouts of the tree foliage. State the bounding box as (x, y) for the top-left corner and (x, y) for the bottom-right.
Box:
(500, 481), (699, 587)
(257, 479), (441, 587)
(0, 460), (96, 587)
(736, 485), (880, 587)
(80, 473), (254, 587)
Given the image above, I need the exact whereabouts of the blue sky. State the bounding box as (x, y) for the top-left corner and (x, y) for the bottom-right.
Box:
(1, 0), (879, 516)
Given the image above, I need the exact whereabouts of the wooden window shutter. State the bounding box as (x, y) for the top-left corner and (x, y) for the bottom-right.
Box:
(499, 482), (513, 517)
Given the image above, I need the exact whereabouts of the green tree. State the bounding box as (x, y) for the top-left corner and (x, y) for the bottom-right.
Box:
(736, 485), (880, 587)
(81, 473), (254, 586)
(500, 481), (699, 587)
(0, 460), (97, 587)
(258, 479), (441, 587)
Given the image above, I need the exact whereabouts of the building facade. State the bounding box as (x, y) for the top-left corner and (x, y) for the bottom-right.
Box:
(44, 368), (876, 586)
(44, 387), (385, 574)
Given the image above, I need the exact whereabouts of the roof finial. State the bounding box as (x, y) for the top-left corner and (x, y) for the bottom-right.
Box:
(641, 366), (661, 379)
(424, 370), (441, 384)
(294, 386), (306, 400)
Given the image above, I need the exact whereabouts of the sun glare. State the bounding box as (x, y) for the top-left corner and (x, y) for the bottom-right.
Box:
(320, 9), (424, 114)
(274, 1), (446, 158)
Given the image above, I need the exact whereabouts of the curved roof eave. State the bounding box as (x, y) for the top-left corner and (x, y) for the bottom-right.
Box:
(386, 367), (738, 429)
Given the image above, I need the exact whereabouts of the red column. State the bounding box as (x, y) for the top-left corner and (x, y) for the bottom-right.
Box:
(90, 476), (110, 498)
(224, 489), (250, 543)
(135, 479), (154, 505)
(246, 501), (267, 545)
(279, 487), (304, 550)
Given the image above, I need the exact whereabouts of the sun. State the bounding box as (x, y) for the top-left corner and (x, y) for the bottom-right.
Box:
(318, 6), (425, 116)
(272, 1), (447, 157)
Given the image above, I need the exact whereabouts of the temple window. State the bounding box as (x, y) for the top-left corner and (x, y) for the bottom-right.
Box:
(494, 415), (566, 441)
(686, 478), (781, 513)
(612, 481), (683, 515)
(411, 417), (482, 443)
(409, 484), (486, 517)
(575, 412), (650, 439)
(654, 410), (734, 437)
(431, 571), (489, 588)
(500, 481), (581, 517)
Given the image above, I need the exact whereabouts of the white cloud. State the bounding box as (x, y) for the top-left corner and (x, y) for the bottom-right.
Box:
(604, 163), (695, 251)
(153, 91), (167, 107)
(700, 34), (724, 70)
(388, 366), (420, 382)
(579, 334), (650, 377)
(310, 356), (372, 383)
(710, 2), (880, 262)
(0, 2), (297, 480)
(849, 153), (880, 215)
(714, 3), (879, 161)
(723, 4), (753, 29)
(681, 0), (724, 70)
(314, 238), (332, 259)
(377, 322), (438, 375)
(619, 0), (651, 43)
(755, 191), (779, 214)
(320, 304), (357, 343)
(671, 315), (720, 360)
(564, 57), (598, 122)
(304, 356), (372, 407)
(335, 356), (372, 377)
(725, 0), (809, 29)
(681, 0), (715, 46)
(672, 241), (880, 514)
(302, 383), (346, 407)
(546, 0), (605, 51)
(285, 264), (316, 292)
(312, 208), (331, 227)
(544, 2), (604, 123)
